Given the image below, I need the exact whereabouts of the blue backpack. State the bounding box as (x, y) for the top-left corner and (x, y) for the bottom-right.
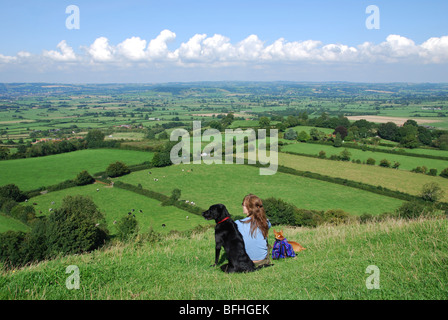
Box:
(272, 239), (296, 259)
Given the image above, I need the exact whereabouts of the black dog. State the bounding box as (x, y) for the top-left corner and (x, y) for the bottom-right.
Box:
(202, 204), (255, 273)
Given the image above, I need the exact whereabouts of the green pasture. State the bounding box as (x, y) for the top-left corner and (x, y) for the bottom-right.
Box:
(0, 214), (29, 233)
(281, 142), (448, 172)
(0, 149), (154, 191)
(29, 183), (210, 234)
(115, 162), (404, 216)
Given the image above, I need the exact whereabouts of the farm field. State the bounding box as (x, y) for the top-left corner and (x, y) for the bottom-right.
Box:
(115, 163), (404, 216)
(281, 142), (448, 172)
(278, 152), (448, 202)
(0, 149), (154, 191)
(30, 183), (210, 234)
(1, 217), (446, 300)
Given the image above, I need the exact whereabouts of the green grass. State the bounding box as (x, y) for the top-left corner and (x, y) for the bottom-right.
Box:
(29, 183), (210, 234)
(0, 149), (154, 191)
(1, 216), (446, 299)
(0, 214), (29, 233)
(115, 163), (404, 216)
(279, 152), (448, 202)
(281, 142), (448, 172)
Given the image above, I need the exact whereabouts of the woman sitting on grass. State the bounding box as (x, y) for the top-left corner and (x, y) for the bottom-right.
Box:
(235, 194), (271, 267)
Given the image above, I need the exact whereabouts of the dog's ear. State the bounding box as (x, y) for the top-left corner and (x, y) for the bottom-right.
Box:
(220, 204), (230, 217)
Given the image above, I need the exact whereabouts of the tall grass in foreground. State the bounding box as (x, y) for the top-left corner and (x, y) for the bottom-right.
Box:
(1, 217), (447, 300)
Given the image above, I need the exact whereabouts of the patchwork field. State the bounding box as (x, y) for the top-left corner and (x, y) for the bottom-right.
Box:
(281, 142), (448, 172)
(279, 152), (448, 202)
(116, 163), (404, 216)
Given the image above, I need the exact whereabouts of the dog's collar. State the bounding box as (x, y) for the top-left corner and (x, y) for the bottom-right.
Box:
(217, 217), (230, 224)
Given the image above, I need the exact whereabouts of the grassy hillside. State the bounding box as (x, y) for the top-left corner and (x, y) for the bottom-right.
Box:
(0, 149), (154, 191)
(0, 214), (29, 233)
(1, 216), (446, 300)
(115, 163), (404, 216)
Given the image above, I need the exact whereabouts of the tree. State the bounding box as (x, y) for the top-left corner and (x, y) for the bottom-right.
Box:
(318, 150), (326, 159)
(284, 129), (298, 140)
(440, 168), (448, 179)
(333, 126), (348, 140)
(377, 122), (399, 141)
(297, 131), (310, 142)
(106, 161), (130, 178)
(45, 195), (109, 257)
(379, 159), (391, 167)
(0, 184), (26, 202)
(259, 116), (271, 128)
(115, 215), (139, 241)
(85, 129), (105, 148)
(339, 149), (351, 161)
(420, 183), (444, 202)
(333, 132), (343, 147)
(75, 170), (95, 186)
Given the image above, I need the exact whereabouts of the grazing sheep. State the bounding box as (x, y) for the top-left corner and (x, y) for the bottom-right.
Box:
(51, 201), (55, 204)
(186, 216), (189, 220)
(162, 224), (166, 228)
(97, 189), (99, 192)
(139, 210), (143, 213)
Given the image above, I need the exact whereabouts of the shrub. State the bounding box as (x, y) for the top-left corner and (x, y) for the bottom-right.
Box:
(323, 209), (350, 225)
(396, 201), (434, 220)
(420, 183), (444, 202)
(262, 197), (296, 225)
(45, 195), (109, 258)
(284, 129), (298, 140)
(10, 205), (36, 224)
(106, 161), (130, 178)
(428, 168), (438, 176)
(339, 149), (351, 161)
(440, 168), (448, 178)
(0, 184), (26, 202)
(75, 170), (95, 186)
(0, 231), (27, 268)
(379, 159), (391, 167)
(318, 150), (326, 159)
(366, 158), (376, 165)
(115, 215), (139, 241)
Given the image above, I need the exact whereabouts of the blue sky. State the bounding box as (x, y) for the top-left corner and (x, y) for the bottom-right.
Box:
(1, 0), (447, 82)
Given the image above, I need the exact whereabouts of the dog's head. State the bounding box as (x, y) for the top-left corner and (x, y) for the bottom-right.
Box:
(202, 204), (230, 222)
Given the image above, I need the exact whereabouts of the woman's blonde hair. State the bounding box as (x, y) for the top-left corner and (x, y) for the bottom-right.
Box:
(242, 194), (269, 238)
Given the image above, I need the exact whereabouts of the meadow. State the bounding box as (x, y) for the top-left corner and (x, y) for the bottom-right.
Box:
(1, 216), (446, 300)
(0, 149), (154, 191)
(30, 183), (210, 234)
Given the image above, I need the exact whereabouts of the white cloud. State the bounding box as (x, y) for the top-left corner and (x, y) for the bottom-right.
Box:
(2, 31), (448, 72)
(116, 36), (147, 61)
(147, 29), (177, 61)
(43, 40), (77, 62)
(86, 37), (114, 62)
